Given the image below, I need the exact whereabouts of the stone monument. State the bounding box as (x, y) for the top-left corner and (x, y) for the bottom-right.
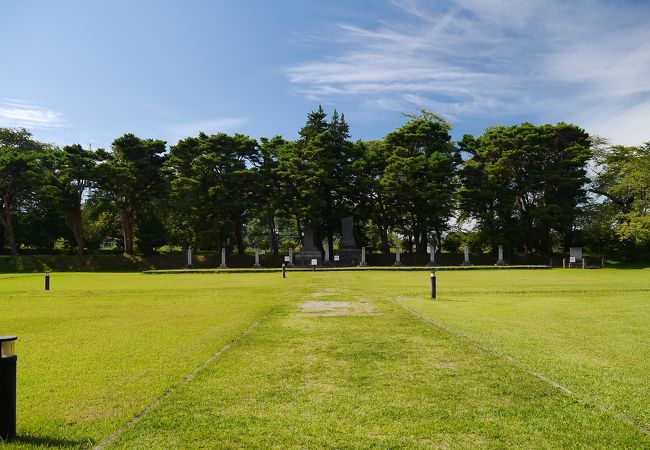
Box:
(219, 247), (227, 268)
(393, 246), (402, 266)
(253, 248), (261, 268)
(294, 224), (322, 266)
(462, 244), (473, 266)
(359, 246), (368, 266)
(323, 244), (333, 266)
(337, 216), (362, 266)
(496, 244), (506, 266)
(428, 245), (436, 266)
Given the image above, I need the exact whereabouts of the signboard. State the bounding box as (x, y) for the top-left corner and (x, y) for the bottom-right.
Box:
(311, 259), (318, 266)
(284, 256), (290, 262)
(570, 256), (576, 263)
(334, 255), (340, 261)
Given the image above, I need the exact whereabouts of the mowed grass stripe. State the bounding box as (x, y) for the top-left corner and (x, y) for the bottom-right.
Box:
(112, 274), (649, 448)
(394, 269), (650, 433)
(0, 272), (302, 448)
(395, 299), (650, 438)
(94, 319), (262, 450)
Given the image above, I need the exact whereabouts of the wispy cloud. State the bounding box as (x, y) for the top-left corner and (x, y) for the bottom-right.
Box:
(286, 0), (650, 145)
(0, 99), (70, 130)
(166, 117), (249, 142)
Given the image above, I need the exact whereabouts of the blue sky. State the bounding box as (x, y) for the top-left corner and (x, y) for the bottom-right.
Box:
(1, 0), (649, 150)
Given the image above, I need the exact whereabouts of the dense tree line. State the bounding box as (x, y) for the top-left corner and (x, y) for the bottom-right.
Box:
(1, 108), (648, 259)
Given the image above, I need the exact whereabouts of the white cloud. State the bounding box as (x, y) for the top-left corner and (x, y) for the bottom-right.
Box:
(0, 99), (70, 129)
(286, 0), (650, 145)
(166, 117), (249, 141)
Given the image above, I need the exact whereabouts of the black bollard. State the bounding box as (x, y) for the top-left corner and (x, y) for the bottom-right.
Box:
(430, 271), (437, 299)
(0, 336), (17, 441)
(282, 264), (286, 278)
(45, 272), (50, 291)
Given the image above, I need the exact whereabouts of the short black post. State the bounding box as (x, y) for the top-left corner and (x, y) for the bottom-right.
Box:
(282, 263), (286, 278)
(430, 271), (437, 299)
(313, 265), (316, 272)
(0, 336), (17, 441)
(44, 272), (50, 291)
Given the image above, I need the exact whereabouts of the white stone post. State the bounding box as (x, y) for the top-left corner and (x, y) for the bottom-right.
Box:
(219, 248), (227, 268)
(359, 246), (368, 266)
(496, 244), (505, 266)
(394, 246), (402, 266)
(428, 245), (435, 266)
(187, 246), (192, 268)
(324, 245), (330, 264)
(254, 248), (261, 268)
(462, 244), (473, 266)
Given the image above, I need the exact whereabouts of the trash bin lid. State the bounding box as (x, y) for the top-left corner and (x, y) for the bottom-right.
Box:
(0, 336), (17, 342)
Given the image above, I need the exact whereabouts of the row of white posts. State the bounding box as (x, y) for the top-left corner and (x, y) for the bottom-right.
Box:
(186, 243), (506, 268)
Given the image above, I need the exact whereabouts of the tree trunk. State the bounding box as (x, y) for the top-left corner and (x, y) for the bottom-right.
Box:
(267, 209), (278, 255)
(1, 195), (18, 256)
(65, 205), (85, 256)
(234, 215), (245, 254)
(119, 206), (135, 254)
(379, 227), (390, 254)
(328, 230), (334, 260)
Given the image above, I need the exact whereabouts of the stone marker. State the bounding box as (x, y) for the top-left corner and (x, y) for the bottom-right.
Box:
(219, 247), (227, 268)
(496, 244), (506, 266)
(462, 244), (473, 266)
(295, 224), (321, 266)
(394, 246), (402, 266)
(359, 246), (368, 266)
(337, 216), (362, 265)
(254, 248), (261, 268)
(428, 245), (435, 266)
(324, 245), (331, 265)
(187, 246), (192, 268)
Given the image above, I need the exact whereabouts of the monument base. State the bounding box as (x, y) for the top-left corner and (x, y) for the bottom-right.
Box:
(253, 263), (261, 268)
(461, 261), (473, 266)
(294, 249), (322, 267)
(336, 248), (362, 266)
(495, 260), (506, 266)
(359, 261), (368, 267)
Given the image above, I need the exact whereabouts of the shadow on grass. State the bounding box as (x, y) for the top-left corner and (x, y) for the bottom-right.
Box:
(11, 434), (94, 449)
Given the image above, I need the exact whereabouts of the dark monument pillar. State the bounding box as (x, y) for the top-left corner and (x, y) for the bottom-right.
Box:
(337, 216), (361, 266)
(294, 224), (323, 266)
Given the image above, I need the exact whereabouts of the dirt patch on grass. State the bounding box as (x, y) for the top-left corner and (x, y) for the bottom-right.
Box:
(309, 288), (344, 298)
(301, 300), (376, 317)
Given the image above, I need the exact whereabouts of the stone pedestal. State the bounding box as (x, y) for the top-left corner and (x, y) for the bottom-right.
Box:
(337, 248), (361, 266)
(294, 250), (322, 267)
(187, 247), (193, 268)
(462, 244), (473, 266)
(359, 246), (368, 266)
(253, 248), (261, 268)
(496, 244), (506, 266)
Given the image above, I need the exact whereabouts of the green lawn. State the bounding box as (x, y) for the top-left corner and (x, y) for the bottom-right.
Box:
(0, 269), (648, 448)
